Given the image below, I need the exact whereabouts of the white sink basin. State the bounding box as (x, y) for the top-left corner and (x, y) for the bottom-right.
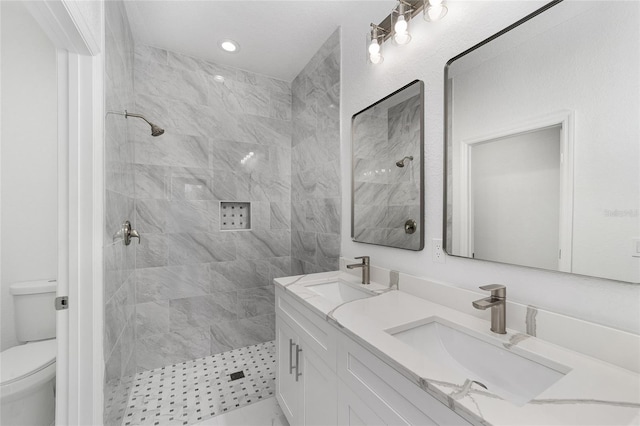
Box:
(386, 317), (570, 406)
(306, 280), (376, 304)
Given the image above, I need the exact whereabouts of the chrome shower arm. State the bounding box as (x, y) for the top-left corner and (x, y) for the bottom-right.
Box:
(107, 110), (165, 137)
(125, 111), (152, 126)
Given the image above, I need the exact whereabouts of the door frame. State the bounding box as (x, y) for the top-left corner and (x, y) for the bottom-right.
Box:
(24, 1), (104, 424)
(458, 111), (574, 272)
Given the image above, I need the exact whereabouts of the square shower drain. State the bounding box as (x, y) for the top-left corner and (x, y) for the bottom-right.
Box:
(229, 371), (245, 381)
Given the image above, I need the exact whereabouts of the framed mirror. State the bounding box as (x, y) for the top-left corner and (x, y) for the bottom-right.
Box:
(445, 0), (639, 283)
(352, 80), (424, 250)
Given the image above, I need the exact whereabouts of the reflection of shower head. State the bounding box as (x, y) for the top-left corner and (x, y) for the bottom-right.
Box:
(125, 111), (165, 137)
(396, 156), (414, 167)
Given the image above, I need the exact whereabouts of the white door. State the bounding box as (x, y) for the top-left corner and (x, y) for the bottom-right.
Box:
(337, 380), (386, 426)
(23, 1), (104, 424)
(300, 345), (337, 425)
(470, 125), (562, 270)
(276, 316), (299, 424)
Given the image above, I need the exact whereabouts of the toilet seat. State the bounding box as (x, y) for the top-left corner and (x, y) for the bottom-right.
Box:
(0, 340), (56, 403)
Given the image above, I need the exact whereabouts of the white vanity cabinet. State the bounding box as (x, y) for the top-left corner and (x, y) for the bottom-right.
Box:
(275, 288), (338, 426)
(336, 333), (470, 426)
(275, 286), (469, 426)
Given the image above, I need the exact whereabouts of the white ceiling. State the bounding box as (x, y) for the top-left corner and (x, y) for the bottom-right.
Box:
(124, 1), (396, 82)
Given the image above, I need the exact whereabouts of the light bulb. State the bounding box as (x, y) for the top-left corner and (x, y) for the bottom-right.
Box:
(394, 31), (412, 45)
(369, 53), (383, 64)
(394, 15), (408, 33)
(424, 0), (447, 21)
(368, 40), (380, 55)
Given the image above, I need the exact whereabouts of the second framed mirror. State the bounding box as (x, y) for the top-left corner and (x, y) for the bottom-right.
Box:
(351, 80), (424, 251)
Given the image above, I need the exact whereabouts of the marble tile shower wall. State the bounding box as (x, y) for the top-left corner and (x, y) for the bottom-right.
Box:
(291, 29), (342, 274)
(104, 1), (137, 425)
(132, 45), (292, 372)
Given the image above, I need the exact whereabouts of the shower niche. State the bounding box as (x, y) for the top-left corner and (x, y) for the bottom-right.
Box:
(220, 202), (251, 231)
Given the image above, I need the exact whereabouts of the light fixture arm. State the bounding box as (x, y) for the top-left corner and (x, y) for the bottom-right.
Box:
(370, 23), (387, 39)
(397, 0), (414, 15)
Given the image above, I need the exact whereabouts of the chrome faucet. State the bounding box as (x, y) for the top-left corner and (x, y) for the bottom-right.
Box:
(472, 284), (506, 334)
(346, 256), (370, 284)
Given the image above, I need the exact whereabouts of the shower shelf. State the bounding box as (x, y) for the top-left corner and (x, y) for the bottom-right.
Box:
(220, 202), (251, 230)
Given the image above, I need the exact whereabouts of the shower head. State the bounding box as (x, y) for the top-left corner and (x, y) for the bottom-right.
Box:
(125, 111), (165, 137)
(150, 123), (165, 137)
(396, 156), (414, 167)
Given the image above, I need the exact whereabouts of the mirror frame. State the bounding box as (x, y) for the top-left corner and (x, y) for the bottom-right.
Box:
(351, 79), (425, 251)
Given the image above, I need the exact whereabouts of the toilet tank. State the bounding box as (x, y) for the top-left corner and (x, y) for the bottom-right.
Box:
(10, 280), (57, 342)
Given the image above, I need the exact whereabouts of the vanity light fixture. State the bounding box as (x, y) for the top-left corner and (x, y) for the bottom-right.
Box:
(424, 0), (448, 22)
(392, 1), (413, 45)
(219, 39), (240, 53)
(367, 0), (447, 65)
(368, 24), (386, 64)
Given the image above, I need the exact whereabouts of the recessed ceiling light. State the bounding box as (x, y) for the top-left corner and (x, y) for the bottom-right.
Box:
(219, 39), (239, 53)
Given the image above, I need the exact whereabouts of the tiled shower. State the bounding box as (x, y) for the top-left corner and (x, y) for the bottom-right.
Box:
(103, 1), (341, 424)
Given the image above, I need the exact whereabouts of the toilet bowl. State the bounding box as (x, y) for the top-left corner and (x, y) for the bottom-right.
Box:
(1, 280), (57, 426)
(1, 339), (56, 425)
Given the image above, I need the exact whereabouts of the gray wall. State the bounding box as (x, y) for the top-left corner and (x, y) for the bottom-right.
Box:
(291, 29), (342, 274)
(132, 45), (292, 371)
(103, 1), (136, 425)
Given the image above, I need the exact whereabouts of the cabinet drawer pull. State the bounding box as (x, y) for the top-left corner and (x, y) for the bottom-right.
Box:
(295, 345), (303, 382)
(289, 339), (296, 374)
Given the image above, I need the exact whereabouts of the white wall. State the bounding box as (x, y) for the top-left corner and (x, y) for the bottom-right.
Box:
(1, 1), (58, 351)
(340, 1), (640, 334)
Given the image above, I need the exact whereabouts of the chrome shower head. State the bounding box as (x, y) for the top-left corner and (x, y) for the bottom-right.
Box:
(396, 156), (414, 167)
(125, 111), (165, 137)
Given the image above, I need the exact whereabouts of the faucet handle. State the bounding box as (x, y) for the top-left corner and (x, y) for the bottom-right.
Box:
(354, 256), (370, 264)
(479, 284), (506, 298)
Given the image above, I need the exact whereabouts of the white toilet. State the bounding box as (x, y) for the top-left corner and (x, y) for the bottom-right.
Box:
(1, 280), (57, 426)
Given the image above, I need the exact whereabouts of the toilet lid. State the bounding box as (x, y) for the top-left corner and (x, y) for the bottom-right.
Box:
(0, 340), (56, 385)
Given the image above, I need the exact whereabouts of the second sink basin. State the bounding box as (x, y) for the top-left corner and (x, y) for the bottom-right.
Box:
(306, 280), (376, 304)
(386, 317), (570, 406)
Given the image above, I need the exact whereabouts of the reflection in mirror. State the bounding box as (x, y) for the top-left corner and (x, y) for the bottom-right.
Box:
(352, 80), (424, 250)
(445, 1), (639, 283)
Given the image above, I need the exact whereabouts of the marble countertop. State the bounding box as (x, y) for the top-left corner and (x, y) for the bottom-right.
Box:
(274, 271), (640, 426)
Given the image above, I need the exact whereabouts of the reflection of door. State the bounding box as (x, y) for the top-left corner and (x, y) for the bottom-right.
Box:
(469, 125), (563, 270)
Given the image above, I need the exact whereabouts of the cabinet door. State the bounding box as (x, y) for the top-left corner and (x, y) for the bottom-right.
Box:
(300, 346), (337, 426)
(337, 379), (386, 426)
(276, 316), (299, 424)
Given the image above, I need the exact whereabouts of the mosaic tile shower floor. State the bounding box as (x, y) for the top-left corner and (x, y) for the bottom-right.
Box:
(123, 341), (276, 426)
